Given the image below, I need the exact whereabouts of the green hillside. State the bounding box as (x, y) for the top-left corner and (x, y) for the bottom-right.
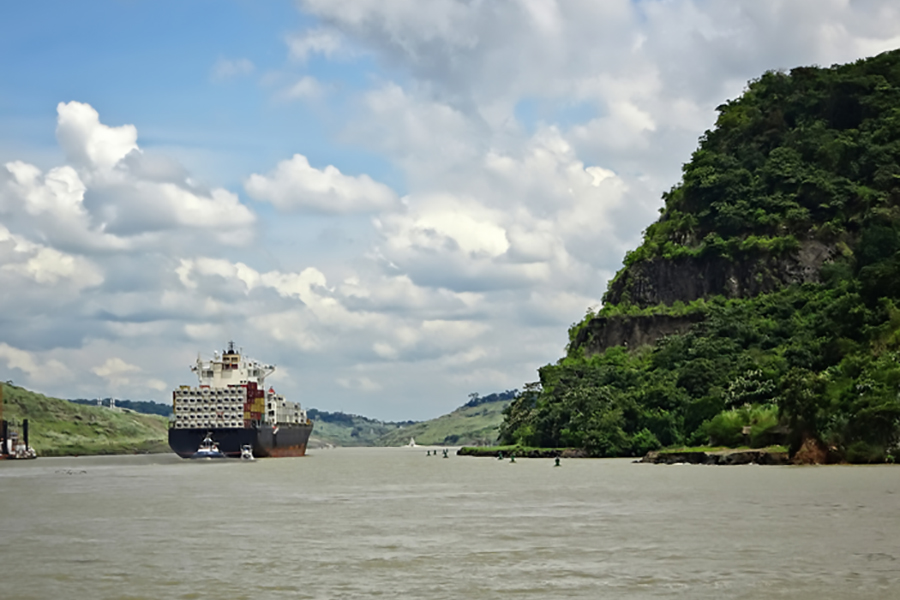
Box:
(307, 408), (414, 447)
(306, 392), (515, 447)
(501, 50), (900, 463)
(377, 396), (513, 447)
(1, 383), (169, 456)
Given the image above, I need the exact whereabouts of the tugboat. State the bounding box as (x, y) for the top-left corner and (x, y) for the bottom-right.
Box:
(191, 434), (226, 459)
(240, 444), (255, 460)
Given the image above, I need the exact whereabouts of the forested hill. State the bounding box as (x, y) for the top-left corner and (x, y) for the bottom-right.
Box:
(308, 390), (516, 447)
(501, 49), (900, 463)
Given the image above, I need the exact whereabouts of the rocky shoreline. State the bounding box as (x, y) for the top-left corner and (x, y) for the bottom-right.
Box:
(640, 449), (790, 465)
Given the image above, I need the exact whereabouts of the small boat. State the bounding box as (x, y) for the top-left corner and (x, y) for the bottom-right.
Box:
(407, 437), (417, 447)
(191, 434), (226, 459)
(240, 444), (255, 460)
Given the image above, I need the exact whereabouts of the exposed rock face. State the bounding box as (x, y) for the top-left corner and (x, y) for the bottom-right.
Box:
(605, 240), (835, 308)
(791, 435), (839, 465)
(572, 313), (705, 357)
(641, 449), (791, 465)
(570, 240), (837, 357)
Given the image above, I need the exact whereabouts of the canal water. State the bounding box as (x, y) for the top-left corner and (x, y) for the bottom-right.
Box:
(1, 447), (898, 599)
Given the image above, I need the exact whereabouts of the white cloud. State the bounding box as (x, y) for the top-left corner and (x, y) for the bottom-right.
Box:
(89, 356), (166, 392)
(280, 76), (328, 101)
(1, 102), (256, 253)
(287, 28), (344, 61)
(211, 57), (255, 82)
(92, 357), (139, 381)
(245, 153), (398, 213)
(0, 223), (103, 289)
(56, 101), (138, 170)
(0, 343), (71, 383)
(337, 375), (381, 392)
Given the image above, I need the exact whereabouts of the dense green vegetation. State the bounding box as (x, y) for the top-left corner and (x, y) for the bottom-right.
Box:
(501, 50), (900, 463)
(2, 383), (169, 455)
(619, 50), (900, 271)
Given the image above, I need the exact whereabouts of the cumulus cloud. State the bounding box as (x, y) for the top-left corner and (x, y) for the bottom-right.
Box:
(56, 101), (138, 170)
(173, 255), (491, 365)
(1, 102), (256, 252)
(245, 153), (399, 213)
(0, 223), (103, 289)
(366, 125), (632, 296)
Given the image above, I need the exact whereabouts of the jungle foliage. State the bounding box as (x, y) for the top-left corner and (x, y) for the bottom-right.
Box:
(500, 50), (900, 462)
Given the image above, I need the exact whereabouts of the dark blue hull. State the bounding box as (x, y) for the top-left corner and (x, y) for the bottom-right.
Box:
(169, 423), (313, 458)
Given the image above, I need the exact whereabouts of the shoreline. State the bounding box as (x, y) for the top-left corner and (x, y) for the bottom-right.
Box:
(640, 448), (790, 465)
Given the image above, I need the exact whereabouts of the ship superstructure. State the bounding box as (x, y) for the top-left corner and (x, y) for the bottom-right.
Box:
(168, 342), (313, 458)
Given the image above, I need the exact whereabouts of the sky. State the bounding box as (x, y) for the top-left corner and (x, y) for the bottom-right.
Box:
(2, 0), (900, 421)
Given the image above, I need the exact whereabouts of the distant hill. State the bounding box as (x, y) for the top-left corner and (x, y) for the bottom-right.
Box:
(2, 383), (169, 456)
(306, 408), (415, 446)
(306, 390), (517, 448)
(376, 391), (516, 447)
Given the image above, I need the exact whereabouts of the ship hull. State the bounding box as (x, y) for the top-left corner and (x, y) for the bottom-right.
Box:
(168, 423), (313, 458)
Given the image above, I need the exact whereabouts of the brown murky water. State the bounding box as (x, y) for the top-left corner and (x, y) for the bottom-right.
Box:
(1, 448), (898, 599)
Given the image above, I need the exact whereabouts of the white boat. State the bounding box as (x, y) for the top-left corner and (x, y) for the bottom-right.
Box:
(407, 437), (417, 447)
(240, 444), (255, 460)
(191, 434), (226, 459)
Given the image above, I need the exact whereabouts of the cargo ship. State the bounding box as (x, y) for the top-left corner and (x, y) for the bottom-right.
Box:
(168, 342), (313, 458)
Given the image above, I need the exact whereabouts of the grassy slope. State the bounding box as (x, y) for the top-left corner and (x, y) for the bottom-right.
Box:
(1, 383), (169, 456)
(309, 417), (407, 447)
(376, 400), (510, 447)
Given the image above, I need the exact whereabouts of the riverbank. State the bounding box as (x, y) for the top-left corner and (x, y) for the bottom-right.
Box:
(640, 447), (790, 465)
(458, 444), (792, 465)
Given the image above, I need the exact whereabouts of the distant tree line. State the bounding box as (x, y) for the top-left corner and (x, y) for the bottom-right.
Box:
(464, 390), (518, 408)
(69, 398), (172, 417)
(306, 408), (417, 427)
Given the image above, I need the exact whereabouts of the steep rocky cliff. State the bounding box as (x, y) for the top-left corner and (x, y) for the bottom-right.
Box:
(604, 239), (835, 309)
(576, 239), (837, 354)
(501, 49), (900, 462)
